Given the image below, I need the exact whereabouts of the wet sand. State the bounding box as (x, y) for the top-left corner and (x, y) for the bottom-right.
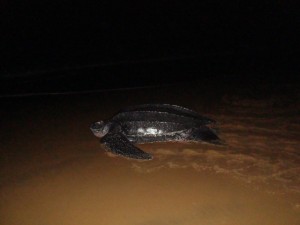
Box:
(1, 82), (300, 225)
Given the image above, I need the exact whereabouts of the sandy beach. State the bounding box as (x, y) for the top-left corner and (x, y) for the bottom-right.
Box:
(1, 82), (299, 225)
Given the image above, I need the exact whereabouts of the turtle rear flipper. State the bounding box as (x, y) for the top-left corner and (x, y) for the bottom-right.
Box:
(186, 127), (224, 145)
(101, 132), (153, 160)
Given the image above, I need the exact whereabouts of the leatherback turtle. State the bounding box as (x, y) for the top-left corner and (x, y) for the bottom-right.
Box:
(90, 104), (221, 160)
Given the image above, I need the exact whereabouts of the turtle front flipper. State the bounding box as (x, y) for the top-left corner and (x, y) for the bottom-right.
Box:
(101, 132), (153, 160)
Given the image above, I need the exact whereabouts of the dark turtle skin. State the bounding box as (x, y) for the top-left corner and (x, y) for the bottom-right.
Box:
(90, 104), (222, 160)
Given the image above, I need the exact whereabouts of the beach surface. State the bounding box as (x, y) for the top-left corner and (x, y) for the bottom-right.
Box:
(1, 82), (299, 225)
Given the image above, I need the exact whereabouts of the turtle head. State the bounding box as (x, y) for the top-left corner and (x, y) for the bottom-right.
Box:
(90, 121), (111, 138)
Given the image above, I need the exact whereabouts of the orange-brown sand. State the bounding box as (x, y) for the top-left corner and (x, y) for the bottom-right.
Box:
(1, 83), (299, 225)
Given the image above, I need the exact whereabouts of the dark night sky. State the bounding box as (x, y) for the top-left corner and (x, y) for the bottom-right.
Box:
(1, 1), (299, 94)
